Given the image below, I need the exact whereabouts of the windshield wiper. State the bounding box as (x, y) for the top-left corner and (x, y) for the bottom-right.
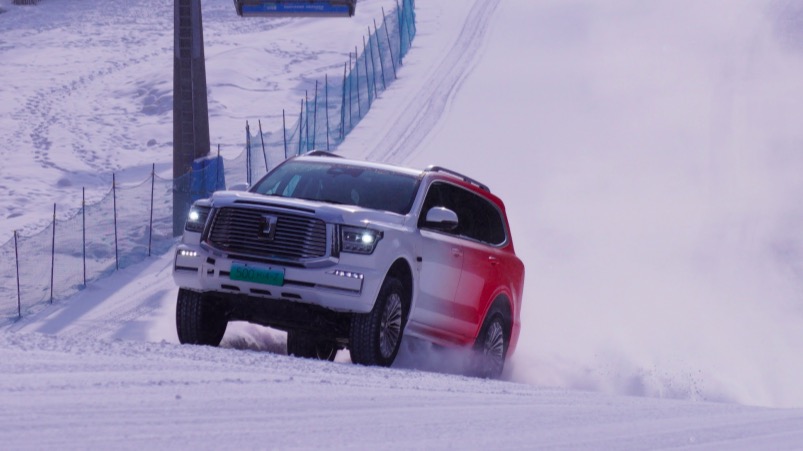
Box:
(295, 196), (348, 205)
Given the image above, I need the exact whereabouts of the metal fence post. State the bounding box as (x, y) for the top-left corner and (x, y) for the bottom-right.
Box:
(304, 90), (310, 151)
(367, 28), (378, 97)
(298, 98), (304, 155)
(340, 62), (347, 139)
(50, 203), (55, 304)
(373, 21), (387, 90)
(325, 74), (330, 151)
(347, 52), (353, 130)
(312, 80), (319, 150)
(245, 121), (252, 185)
(14, 231), (20, 318)
(363, 36), (372, 107)
(148, 164), (155, 257)
(113, 173), (119, 271)
(396, 0), (404, 60)
(282, 109), (288, 159)
(356, 47), (363, 119)
(404, 0), (415, 49)
(82, 187), (86, 286)
(382, 8), (397, 79)
(258, 119), (268, 172)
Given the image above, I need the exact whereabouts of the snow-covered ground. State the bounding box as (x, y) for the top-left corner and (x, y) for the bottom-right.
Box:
(3, 0), (803, 448)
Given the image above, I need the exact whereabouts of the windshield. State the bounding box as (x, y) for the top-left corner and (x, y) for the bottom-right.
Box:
(251, 160), (420, 215)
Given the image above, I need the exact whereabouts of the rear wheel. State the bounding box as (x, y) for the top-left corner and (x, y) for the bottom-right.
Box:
(350, 276), (407, 367)
(286, 331), (338, 361)
(472, 313), (508, 378)
(175, 289), (228, 346)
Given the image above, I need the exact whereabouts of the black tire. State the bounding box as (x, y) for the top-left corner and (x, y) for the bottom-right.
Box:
(349, 276), (407, 367)
(472, 312), (508, 379)
(287, 331), (338, 361)
(175, 288), (228, 346)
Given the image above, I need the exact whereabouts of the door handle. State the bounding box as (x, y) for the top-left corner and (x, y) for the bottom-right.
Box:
(488, 255), (500, 266)
(451, 248), (462, 257)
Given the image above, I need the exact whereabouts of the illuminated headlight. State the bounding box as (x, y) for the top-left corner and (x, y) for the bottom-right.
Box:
(185, 205), (211, 233)
(341, 226), (383, 254)
(178, 249), (198, 258)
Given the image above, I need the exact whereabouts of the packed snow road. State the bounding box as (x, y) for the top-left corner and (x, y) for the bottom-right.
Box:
(2, 331), (803, 450)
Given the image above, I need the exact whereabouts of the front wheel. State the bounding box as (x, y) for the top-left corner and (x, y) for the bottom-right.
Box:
(472, 313), (508, 379)
(287, 331), (338, 361)
(349, 276), (407, 367)
(175, 289), (228, 346)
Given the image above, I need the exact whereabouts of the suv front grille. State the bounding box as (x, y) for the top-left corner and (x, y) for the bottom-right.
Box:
(207, 207), (328, 260)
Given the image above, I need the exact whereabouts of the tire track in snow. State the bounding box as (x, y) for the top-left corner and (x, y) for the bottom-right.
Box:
(365, 0), (501, 164)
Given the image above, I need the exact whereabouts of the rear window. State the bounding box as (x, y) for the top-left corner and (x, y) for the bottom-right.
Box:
(251, 160), (420, 215)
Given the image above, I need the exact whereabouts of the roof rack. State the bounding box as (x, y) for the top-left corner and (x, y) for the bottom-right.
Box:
(424, 166), (490, 192)
(303, 150), (343, 158)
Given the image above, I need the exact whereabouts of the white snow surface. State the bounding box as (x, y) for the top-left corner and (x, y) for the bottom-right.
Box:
(3, 0), (803, 448)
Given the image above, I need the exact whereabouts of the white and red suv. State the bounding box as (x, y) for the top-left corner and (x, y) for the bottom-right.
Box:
(173, 152), (525, 377)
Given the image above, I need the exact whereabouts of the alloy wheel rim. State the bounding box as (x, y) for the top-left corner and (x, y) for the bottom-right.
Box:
(379, 292), (403, 359)
(483, 320), (505, 376)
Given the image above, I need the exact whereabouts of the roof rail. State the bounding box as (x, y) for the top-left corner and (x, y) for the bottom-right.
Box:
(303, 150), (343, 158)
(424, 166), (490, 192)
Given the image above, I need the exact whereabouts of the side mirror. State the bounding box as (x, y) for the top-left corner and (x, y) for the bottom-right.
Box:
(228, 183), (250, 192)
(425, 207), (458, 231)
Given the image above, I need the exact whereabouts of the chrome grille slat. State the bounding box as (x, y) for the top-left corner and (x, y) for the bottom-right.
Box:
(207, 207), (327, 260)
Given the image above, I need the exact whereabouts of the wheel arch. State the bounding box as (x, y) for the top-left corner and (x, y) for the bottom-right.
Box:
(481, 294), (513, 344)
(386, 257), (414, 321)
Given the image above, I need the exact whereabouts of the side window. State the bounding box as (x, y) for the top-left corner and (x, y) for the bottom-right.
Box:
(419, 181), (507, 245)
(469, 195), (506, 245)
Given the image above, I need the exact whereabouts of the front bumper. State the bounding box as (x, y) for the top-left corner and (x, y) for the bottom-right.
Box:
(172, 243), (384, 314)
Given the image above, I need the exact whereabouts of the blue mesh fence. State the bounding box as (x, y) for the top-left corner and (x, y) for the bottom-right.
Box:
(253, 0), (417, 161)
(0, 0), (416, 324)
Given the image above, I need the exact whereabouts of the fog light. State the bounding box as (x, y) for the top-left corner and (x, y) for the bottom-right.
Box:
(330, 270), (364, 280)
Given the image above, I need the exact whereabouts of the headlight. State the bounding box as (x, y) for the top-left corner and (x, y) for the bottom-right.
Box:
(340, 226), (383, 254)
(185, 205), (211, 233)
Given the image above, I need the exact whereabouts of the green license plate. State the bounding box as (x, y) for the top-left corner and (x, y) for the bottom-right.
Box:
(230, 263), (285, 286)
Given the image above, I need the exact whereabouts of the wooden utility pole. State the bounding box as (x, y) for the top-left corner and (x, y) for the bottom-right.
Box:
(173, 0), (211, 236)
